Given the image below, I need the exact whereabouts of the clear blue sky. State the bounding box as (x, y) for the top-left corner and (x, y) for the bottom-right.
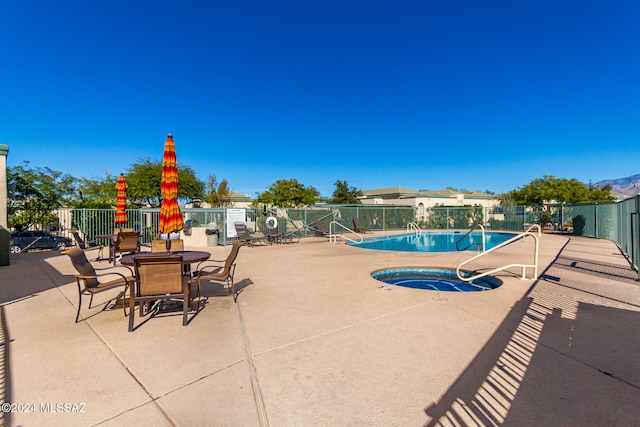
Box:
(2, 1), (639, 198)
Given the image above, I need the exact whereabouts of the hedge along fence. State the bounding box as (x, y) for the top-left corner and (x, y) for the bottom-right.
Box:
(57, 205), (520, 243)
(55, 205), (417, 244)
(278, 205), (416, 234)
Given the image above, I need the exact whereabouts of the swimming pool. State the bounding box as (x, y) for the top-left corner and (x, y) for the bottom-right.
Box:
(372, 267), (502, 292)
(348, 231), (516, 253)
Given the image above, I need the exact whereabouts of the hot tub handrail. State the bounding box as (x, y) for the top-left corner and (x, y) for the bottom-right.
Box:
(456, 230), (540, 282)
(407, 222), (422, 235)
(455, 223), (486, 252)
(329, 221), (363, 244)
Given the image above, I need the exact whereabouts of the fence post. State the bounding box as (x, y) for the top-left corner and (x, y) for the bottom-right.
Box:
(594, 203), (598, 239)
(636, 196), (640, 280)
(446, 207), (449, 230)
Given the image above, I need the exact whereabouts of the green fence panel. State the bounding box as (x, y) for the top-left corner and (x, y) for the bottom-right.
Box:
(50, 198), (640, 279)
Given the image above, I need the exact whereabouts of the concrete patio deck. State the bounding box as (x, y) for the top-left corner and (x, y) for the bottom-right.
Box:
(1, 231), (639, 426)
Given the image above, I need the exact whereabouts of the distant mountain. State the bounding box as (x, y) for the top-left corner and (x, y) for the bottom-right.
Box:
(595, 174), (640, 197)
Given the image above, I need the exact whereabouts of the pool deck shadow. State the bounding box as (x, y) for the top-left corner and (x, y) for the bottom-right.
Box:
(424, 236), (640, 426)
(1, 232), (639, 426)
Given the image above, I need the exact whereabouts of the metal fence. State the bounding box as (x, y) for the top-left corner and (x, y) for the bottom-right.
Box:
(54, 205), (417, 245)
(615, 197), (640, 271)
(50, 198), (640, 278)
(52, 205), (555, 244)
(555, 198), (639, 277)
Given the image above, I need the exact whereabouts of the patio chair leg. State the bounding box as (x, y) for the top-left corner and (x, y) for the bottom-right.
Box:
(122, 283), (130, 317)
(231, 281), (237, 303)
(183, 296), (189, 326)
(128, 295), (135, 332)
(193, 281), (201, 313)
(75, 294), (82, 323)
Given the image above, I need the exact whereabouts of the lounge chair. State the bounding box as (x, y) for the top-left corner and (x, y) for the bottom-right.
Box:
(129, 253), (194, 331)
(312, 220), (330, 237)
(353, 218), (373, 233)
(110, 231), (141, 265)
(234, 222), (267, 246)
(281, 220), (302, 243)
(192, 240), (242, 302)
(63, 247), (133, 323)
(265, 221), (281, 244)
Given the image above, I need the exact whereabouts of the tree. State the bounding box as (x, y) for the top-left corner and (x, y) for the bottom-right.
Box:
(537, 210), (553, 228)
(8, 161), (76, 230)
(328, 180), (362, 204)
(206, 174), (232, 207)
(71, 173), (118, 207)
(255, 179), (320, 208)
(125, 158), (204, 207)
(501, 175), (614, 207)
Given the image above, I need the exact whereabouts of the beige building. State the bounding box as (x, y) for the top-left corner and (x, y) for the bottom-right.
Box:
(187, 191), (253, 209)
(359, 187), (500, 220)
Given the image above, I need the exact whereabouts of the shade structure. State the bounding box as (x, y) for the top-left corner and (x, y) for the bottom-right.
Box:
(114, 173), (129, 224)
(159, 134), (185, 234)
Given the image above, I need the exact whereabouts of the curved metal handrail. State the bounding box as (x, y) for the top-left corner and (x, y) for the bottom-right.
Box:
(456, 230), (540, 282)
(406, 222), (422, 235)
(525, 223), (542, 236)
(329, 221), (363, 244)
(455, 223), (486, 252)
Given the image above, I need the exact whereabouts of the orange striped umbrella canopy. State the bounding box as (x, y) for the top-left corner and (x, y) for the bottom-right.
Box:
(114, 173), (129, 224)
(159, 134), (185, 234)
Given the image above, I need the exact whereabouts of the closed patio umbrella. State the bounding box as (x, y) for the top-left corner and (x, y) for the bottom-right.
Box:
(159, 133), (185, 235)
(114, 173), (129, 226)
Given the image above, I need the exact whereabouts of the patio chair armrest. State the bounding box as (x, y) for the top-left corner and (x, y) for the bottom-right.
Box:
(195, 259), (224, 270)
(74, 270), (130, 283)
(94, 265), (117, 272)
(194, 260), (236, 275)
(76, 273), (99, 280)
(194, 266), (224, 276)
(96, 271), (132, 282)
(197, 264), (228, 272)
(114, 265), (135, 276)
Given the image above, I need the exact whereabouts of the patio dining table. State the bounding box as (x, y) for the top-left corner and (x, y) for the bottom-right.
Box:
(120, 250), (211, 316)
(119, 250), (211, 274)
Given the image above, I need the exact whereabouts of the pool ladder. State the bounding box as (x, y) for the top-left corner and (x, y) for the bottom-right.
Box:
(456, 224), (541, 282)
(455, 224), (486, 252)
(407, 222), (422, 235)
(329, 221), (363, 244)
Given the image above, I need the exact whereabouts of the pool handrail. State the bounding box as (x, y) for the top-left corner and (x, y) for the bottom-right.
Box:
(406, 222), (422, 235)
(455, 229), (540, 282)
(329, 221), (363, 244)
(455, 223), (486, 252)
(524, 223), (542, 236)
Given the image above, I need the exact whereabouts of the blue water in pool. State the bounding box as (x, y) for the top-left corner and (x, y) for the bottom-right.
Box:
(372, 267), (502, 292)
(348, 231), (515, 253)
